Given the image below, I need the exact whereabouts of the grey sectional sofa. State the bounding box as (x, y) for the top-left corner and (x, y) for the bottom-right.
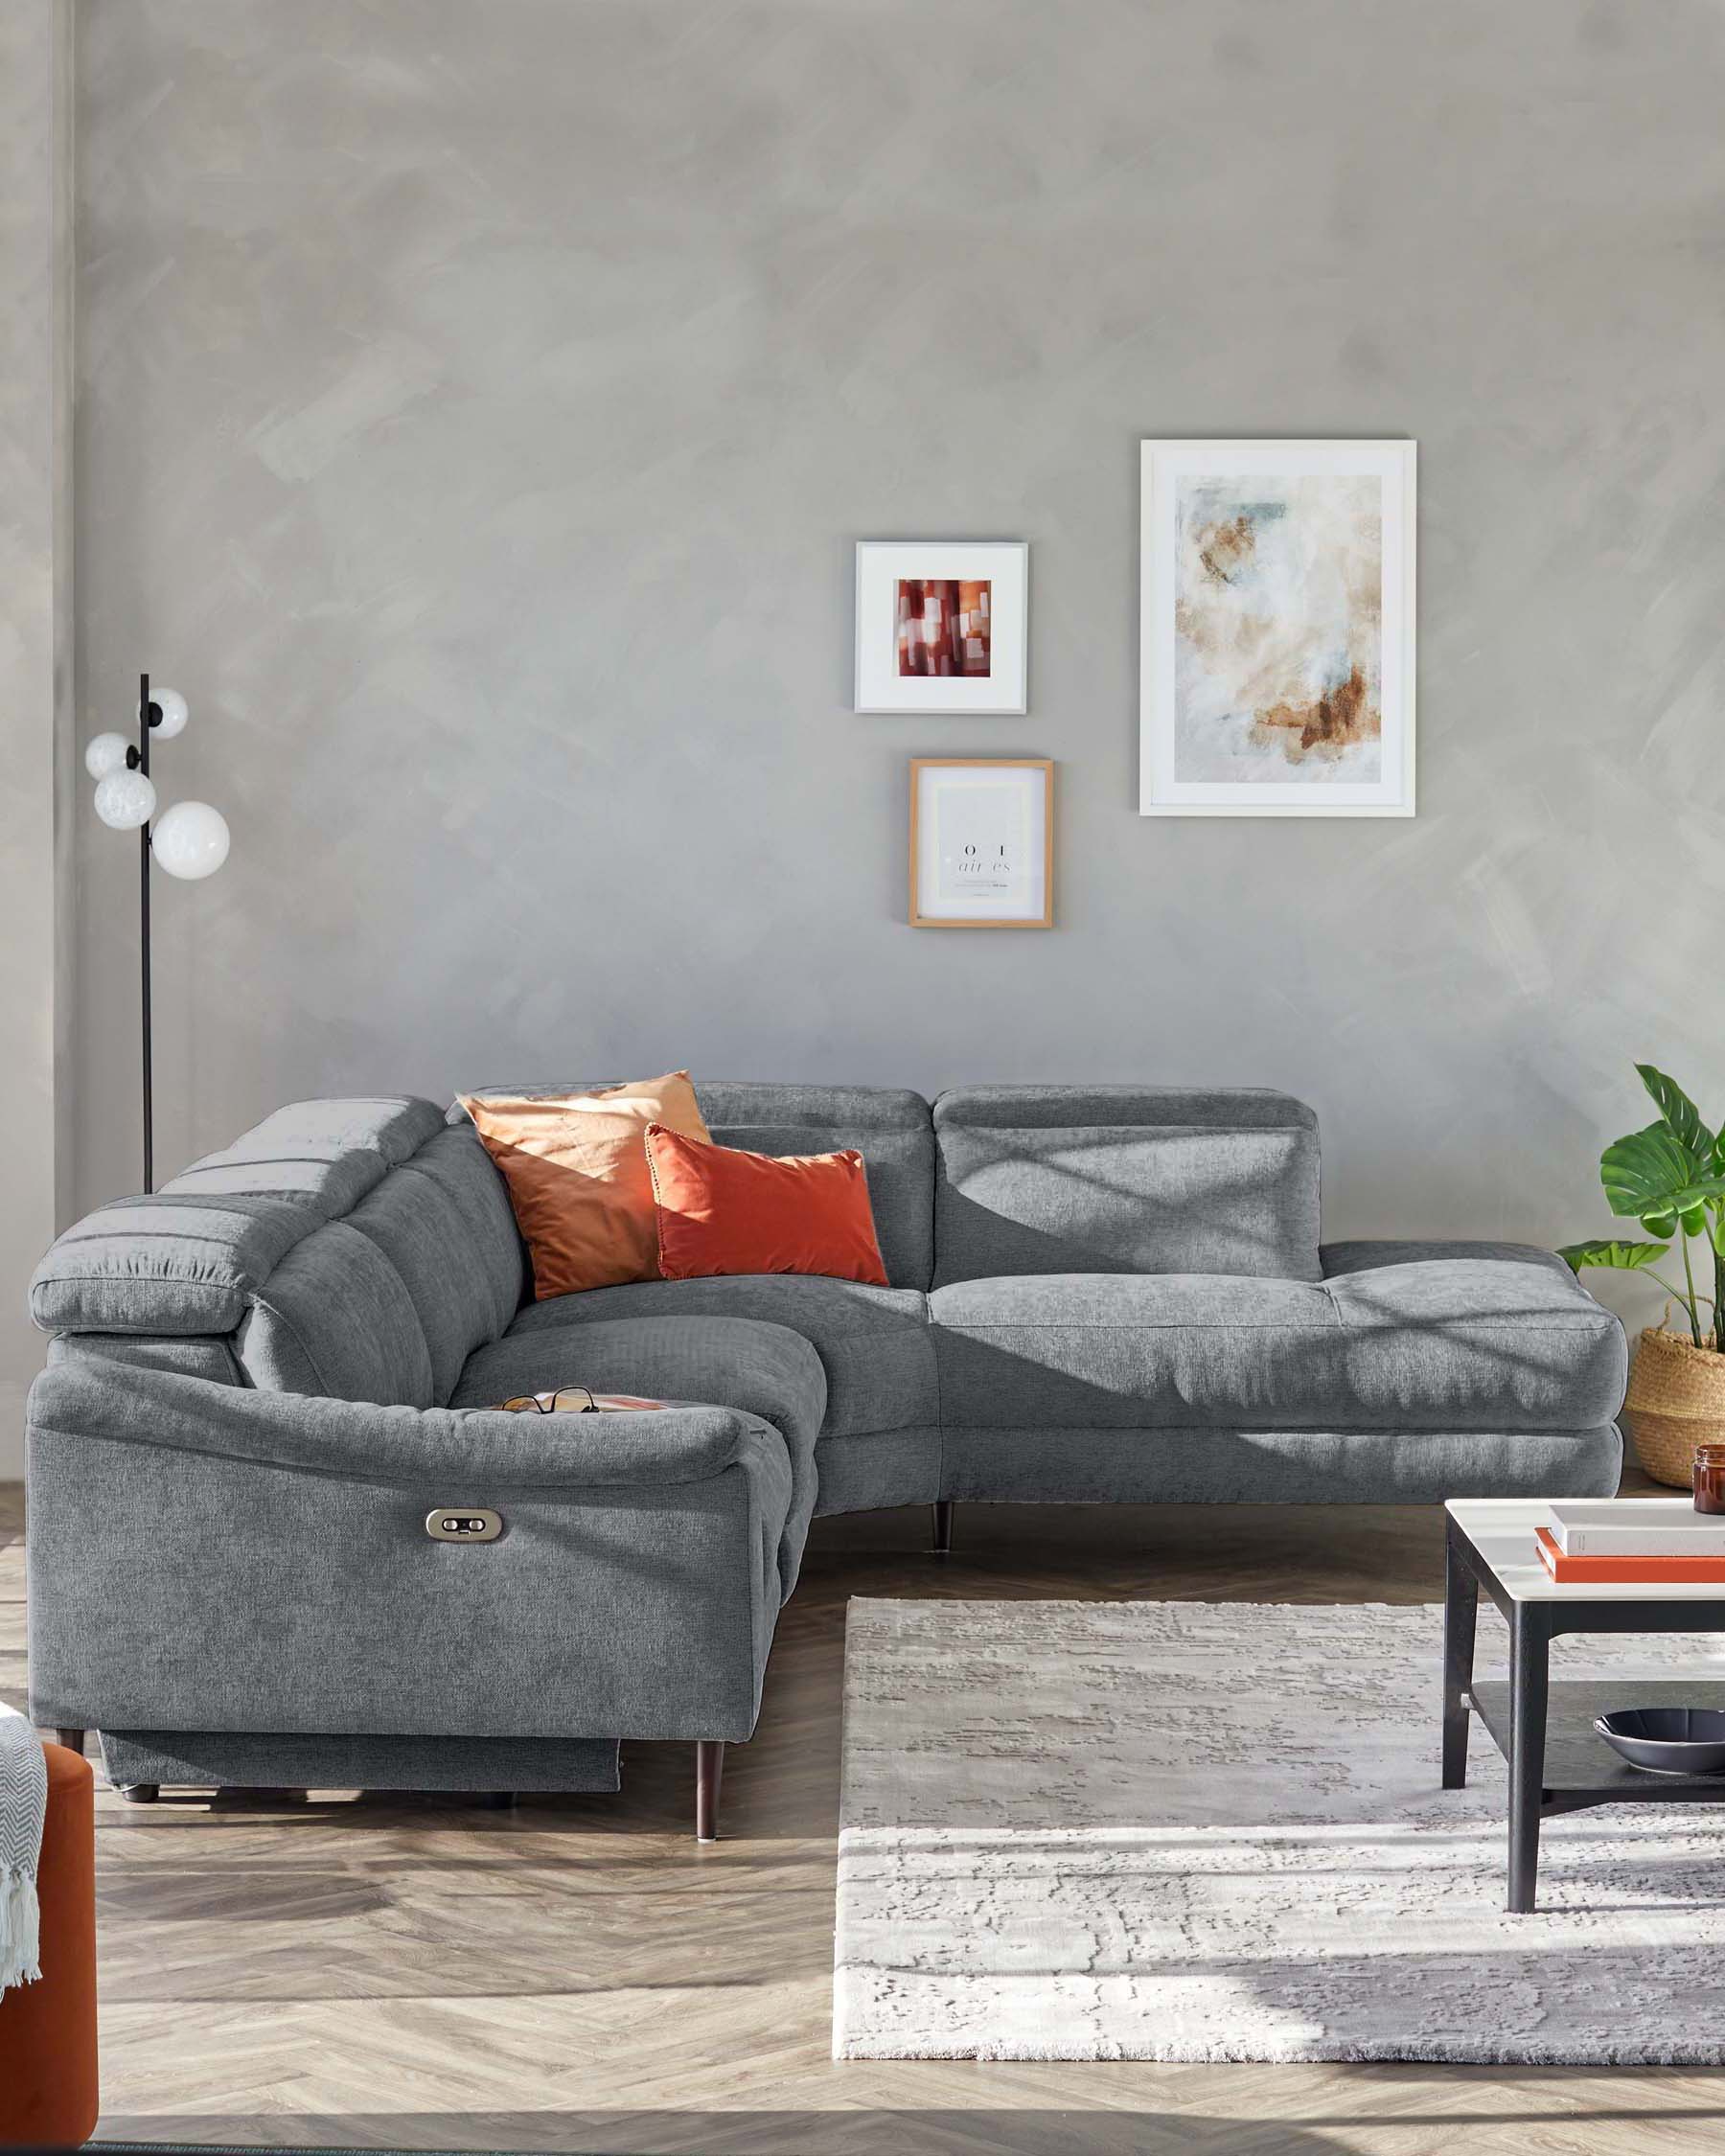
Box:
(25, 1082), (1626, 1836)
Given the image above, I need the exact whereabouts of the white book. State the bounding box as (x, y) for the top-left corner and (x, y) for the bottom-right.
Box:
(1545, 1499), (1725, 1557)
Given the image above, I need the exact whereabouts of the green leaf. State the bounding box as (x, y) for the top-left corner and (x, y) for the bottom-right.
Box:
(1683, 1204), (1711, 1237)
(1599, 1121), (1725, 1222)
(1557, 1238), (1673, 1273)
(1636, 1064), (1714, 1158)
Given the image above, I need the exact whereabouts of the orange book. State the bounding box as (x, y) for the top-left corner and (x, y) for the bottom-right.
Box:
(1534, 1525), (1725, 1583)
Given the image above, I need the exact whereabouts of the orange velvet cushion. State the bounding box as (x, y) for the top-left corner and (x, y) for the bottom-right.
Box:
(460, 1074), (712, 1297)
(645, 1123), (888, 1286)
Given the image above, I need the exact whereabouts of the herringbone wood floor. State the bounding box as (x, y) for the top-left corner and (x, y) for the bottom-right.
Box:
(7, 1476), (1725, 2156)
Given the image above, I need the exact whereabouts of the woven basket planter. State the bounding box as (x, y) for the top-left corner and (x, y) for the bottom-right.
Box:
(1623, 1324), (1725, 1488)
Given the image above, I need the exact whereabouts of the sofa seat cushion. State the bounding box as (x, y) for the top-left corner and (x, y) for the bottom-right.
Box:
(930, 1248), (1625, 1432)
(450, 1313), (825, 1600)
(452, 1313), (827, 1455)
(503, 1276), (935, 1439)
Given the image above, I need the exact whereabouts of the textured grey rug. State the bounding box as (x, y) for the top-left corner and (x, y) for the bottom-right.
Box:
(834, 1598), (1725, 2064)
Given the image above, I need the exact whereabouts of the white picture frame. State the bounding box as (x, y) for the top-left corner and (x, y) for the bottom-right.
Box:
(909, 758), (1052, 928)
(856, 541), (1029, 714)
(1138, 440), (1416, 817)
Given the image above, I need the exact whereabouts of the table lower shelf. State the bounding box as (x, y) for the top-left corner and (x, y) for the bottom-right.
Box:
(1468, 1680), (1725, 1807)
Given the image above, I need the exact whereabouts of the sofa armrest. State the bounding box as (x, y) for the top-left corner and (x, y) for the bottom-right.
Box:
(27, 1363), (795, 1744)
(26, 1361), (765, 1491)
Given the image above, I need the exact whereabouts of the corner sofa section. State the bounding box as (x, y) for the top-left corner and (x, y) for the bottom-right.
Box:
(464, 1081), (943, 1518)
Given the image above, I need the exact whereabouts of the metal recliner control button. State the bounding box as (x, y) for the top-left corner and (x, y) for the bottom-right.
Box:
(425, 1508), (502, 1542)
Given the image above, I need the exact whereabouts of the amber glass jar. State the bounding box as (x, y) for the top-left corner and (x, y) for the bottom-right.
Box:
(1694, 1441), (1725, 1513)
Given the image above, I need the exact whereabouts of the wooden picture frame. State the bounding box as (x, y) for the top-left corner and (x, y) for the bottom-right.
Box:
(909, 758), (1053, 929)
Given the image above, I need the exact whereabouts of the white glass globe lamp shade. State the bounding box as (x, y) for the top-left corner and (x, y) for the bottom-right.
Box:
(142, 686), (189, 739)
(84, 731), (132, 779)
(94, 768), (157, 830)
(151, 799), (230, 881)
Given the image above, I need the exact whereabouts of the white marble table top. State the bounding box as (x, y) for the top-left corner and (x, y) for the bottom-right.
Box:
(1448, 1497), (1725, 1604)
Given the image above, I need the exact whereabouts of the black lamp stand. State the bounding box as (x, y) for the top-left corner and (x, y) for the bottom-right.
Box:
(136, 671), (158, 1191)
(88, 672), (229, 1197)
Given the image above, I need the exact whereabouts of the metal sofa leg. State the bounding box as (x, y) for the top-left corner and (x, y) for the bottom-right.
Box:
(119, 1783), (159, 1803)
(932, 1500), (954, 1555)
(696, 1740), (724, 1844)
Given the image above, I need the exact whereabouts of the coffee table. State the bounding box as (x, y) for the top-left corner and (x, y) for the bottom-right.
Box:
(1444, 1498), (1725, 1913)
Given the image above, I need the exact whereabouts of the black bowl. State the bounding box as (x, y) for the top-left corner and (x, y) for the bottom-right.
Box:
(1595, 1708), (1725, 1776)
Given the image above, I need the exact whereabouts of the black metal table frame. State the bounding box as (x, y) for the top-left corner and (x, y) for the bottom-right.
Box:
(1444, 1510), (1725, 1913)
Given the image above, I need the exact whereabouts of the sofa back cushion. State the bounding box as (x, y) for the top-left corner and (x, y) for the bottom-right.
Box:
(932, 1086), (1322, 1286)
(30, 1099), (526, 1409)
(342, 1124), (530, 1399)
(692, 1082), (935, 1292)
(237, 1218), (437, 1405)
(30, 1097), (448, 1339)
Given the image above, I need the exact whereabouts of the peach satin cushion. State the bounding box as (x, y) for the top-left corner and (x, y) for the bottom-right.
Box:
(459, 1074), (712, 1297)
(645, 1122), (889, 1287)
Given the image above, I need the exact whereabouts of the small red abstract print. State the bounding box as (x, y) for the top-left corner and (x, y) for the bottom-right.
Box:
(897, 579), (992, 677)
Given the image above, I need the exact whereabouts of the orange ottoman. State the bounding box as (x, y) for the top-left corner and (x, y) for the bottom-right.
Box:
(0, 1741), (98, 2148)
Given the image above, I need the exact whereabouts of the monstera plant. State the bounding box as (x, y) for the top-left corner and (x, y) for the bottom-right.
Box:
(1560, 1065), (1725, 1350)
(1560, 1065), (1725, 1484)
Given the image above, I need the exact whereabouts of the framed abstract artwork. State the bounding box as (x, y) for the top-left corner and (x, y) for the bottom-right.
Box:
(856, 541), (1028, 714)
(909, 757), (1052, 928)
(1138, 441), (1416, 816)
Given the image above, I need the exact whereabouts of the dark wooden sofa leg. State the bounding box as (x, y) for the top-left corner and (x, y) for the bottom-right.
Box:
(55, 1728), (85, 1755)
(696, 1740), (724, 1844)
(932, 1500), (954, 1556)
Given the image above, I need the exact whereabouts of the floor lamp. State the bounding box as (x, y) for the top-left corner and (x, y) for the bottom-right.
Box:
(84, 675), (232, 1193)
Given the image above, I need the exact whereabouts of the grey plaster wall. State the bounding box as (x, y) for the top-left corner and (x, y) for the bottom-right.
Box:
(1, 1), (74, 1474)
(69, 2), (1725, 1352)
